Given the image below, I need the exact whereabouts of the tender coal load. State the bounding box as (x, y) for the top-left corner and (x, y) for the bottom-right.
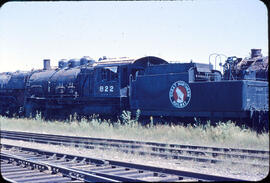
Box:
(235, 49), (268, 80)
(223, 49), (268, 81)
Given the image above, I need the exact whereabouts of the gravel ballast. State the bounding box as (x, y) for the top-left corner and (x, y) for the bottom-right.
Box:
(1, 139), (268, 181)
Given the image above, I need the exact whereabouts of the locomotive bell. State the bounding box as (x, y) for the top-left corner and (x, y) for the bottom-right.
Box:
(43, 59), (51, 70)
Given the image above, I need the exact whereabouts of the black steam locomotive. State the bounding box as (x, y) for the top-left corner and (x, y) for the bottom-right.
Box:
(0, 49), (268, 130)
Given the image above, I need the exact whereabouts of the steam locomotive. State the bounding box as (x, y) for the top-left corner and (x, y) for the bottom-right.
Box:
(0, 49), (268, 130)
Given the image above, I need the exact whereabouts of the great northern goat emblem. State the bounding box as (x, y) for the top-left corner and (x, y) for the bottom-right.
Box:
(169, 81), (191, 108)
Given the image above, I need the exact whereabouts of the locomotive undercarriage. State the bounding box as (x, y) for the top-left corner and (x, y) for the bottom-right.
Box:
(0, 89), (25, 117)
(25, 97), (123, 121)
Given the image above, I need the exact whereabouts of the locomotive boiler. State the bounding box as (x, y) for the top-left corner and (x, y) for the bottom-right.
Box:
(25, 56), (168, 118)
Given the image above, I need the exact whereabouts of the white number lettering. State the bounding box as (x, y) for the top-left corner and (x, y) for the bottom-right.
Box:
(99, 86), (104, 92)
(110, 86), (114, 92)
(105, 86), (108, 92)
(100, 85), (114, 93)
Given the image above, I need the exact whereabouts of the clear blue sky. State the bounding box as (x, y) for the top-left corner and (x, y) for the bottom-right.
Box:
(0, 0), (268, 72)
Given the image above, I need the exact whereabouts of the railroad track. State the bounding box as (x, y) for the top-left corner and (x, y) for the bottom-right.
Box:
(1, 143), (246, 182)
(1, 130), (269, 168)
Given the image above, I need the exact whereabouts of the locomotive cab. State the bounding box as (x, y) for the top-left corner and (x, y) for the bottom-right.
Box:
(94, 66), (120, 97)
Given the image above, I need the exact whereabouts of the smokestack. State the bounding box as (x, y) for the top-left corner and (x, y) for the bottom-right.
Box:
(43, 59), (51, 70)
(251, 49), (262, 58)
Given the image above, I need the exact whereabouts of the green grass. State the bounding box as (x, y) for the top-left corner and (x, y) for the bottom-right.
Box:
(0, 114), (269, 150)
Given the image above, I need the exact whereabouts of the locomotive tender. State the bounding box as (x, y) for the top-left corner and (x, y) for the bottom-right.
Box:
(0, 49), (268, 130)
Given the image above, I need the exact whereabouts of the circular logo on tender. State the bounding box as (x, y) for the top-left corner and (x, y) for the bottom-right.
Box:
(169, 81), (191, 108)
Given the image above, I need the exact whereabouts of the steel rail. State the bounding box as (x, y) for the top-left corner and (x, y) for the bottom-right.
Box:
(2, 130), (268, 154)
(1, 153), (119, 182)
(1, 130), (269, 166)
(1, 143), (247, 182)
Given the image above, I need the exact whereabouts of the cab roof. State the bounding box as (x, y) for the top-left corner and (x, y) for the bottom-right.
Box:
(93, 56), (168, 68)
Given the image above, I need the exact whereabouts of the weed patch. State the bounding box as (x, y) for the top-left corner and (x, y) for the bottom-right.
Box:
(0, 114), (268, 150)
